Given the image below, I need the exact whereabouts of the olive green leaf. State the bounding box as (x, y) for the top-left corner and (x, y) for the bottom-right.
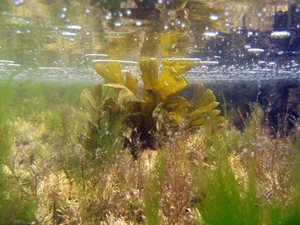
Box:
(104, 84), (142, 105)
(125, 72), (138, 95)
(139, 58), (193, 102)
(94, 62), (125, 84)
(162, 60), (194, 75)
(189, 102), (220, 121)
(158, 65), (188, 100)
(80, 88), (101, 121)
(139, 58), (159, 91)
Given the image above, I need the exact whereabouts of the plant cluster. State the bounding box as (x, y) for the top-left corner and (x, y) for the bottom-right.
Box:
(81, 58), (224, 158)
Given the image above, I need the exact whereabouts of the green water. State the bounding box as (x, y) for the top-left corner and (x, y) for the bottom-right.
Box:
(1, 1), (300, 224)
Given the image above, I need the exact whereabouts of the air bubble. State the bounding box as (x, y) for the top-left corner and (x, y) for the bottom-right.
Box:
(13, 0), (24, 5)
(203, 31), (219, 37)
(136, 20), (142, 26)
(66, 25), (82, 30)
(210, 14), (219, 21)
(126, 9), (132, 16)
(61, 31), (76, 36)
(114, 21), (122, 27)
(105, 12), (112, 20)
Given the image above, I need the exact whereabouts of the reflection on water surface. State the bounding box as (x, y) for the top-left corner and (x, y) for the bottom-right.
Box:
(0, 0), (299, 81)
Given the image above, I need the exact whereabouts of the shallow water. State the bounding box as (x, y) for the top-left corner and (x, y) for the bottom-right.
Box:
(1, 2), (300, 224)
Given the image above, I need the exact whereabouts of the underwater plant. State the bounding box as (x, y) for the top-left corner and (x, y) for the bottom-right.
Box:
(0, 81), (36, 224)
(81, 58), (224, 159)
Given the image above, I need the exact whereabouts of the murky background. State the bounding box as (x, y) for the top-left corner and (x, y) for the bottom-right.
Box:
(0, 0), (299, 82)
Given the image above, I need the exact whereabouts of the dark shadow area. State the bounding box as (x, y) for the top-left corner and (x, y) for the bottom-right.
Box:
(184, 79), (300, 136)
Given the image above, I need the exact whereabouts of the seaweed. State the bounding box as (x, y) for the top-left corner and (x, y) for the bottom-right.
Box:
(81, 58), (224, 159)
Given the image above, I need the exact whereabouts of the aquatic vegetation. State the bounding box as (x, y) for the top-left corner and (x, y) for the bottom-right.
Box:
(81, 58), (224, 158)
(192, 132), (261, 225)
(0, 81), (299, 224)
(143, 151), (164, 225)
(0, 81), (36, 224)
(2, 0), (300, 224)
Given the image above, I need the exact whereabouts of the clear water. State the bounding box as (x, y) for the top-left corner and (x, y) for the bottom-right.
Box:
(0, 0), (299, 82)
(1, 2), (300, 223)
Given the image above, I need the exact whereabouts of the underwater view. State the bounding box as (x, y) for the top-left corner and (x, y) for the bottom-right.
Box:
(1, 0), (300, 224)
